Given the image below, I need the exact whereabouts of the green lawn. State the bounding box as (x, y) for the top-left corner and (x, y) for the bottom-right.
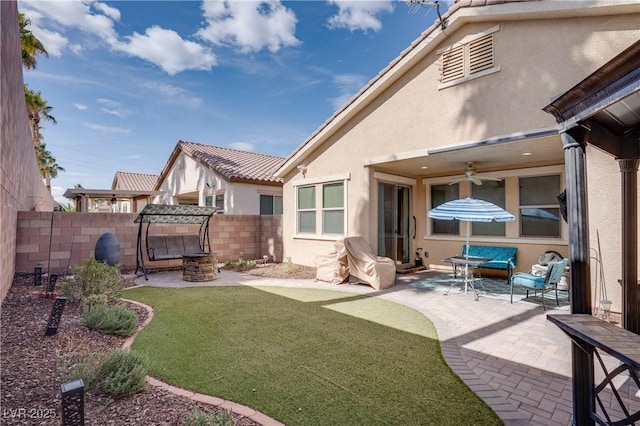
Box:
(125, 286), (502, 426)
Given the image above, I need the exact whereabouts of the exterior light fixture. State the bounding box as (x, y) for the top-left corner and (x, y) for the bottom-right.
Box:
(297, 165), (307, 177)
(600, 299), (612, 321)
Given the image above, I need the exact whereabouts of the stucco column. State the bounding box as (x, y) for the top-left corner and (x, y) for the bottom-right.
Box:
(619, 158), (639, 334)
(562, 129), (594, 426)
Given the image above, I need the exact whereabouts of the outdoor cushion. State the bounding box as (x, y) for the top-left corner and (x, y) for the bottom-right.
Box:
(462, 245), (517, 270)
(511, 274), (545, 290)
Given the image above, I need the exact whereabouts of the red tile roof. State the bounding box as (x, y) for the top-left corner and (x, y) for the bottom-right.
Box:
(112, 171), (159, 191)
(177, 141), (285, 185)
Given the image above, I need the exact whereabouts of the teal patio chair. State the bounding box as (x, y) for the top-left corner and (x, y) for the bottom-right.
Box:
(510, 258), (568, 310)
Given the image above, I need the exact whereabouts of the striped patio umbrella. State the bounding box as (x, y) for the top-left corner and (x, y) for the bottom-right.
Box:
(428, 197), (515, 257)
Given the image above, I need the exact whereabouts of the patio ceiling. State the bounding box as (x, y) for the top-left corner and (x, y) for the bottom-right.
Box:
(364, 131), (564, 178)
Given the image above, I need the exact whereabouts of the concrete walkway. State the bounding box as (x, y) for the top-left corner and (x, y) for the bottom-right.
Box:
(128, 269), (632, 425)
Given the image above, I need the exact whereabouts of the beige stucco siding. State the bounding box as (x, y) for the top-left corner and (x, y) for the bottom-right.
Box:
(157, 152), (282, 214)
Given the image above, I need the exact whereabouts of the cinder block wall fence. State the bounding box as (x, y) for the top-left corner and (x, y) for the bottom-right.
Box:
(15, 212), (283, 275)
(1, 0), (56, 302)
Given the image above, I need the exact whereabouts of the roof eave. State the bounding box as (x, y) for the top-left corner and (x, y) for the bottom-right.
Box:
(154, 141), (185, 190)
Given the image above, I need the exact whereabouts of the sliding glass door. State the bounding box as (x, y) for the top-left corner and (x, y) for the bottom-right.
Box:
(378, 183), (411, 265)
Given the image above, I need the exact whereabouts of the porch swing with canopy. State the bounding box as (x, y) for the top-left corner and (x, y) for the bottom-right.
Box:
(134, 204), (218, 280)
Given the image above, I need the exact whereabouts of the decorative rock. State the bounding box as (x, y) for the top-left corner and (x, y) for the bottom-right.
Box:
(95, 232), (120, 266)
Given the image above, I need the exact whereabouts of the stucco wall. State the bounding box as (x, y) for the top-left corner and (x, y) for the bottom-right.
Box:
(14, 212), (283, 274)
(280, 4), (639, 311)
(1, 1), (54, 302)
(157, 152), (282, 214)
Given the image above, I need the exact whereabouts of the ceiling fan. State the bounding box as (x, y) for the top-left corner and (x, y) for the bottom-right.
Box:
(448, 162), (502, 186)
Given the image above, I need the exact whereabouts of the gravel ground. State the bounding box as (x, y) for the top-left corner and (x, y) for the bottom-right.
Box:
(1, 264), (315, 425)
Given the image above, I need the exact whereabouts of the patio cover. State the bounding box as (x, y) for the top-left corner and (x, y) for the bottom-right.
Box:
(543, 39), (639, 425)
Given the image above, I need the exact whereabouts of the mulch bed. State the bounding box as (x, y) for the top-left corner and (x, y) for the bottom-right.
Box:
(0, 274), (261, 425)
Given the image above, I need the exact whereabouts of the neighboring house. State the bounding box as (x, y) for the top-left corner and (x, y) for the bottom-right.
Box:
(154, 141), (285, 215)
(111, 171), (159, 213)
(63, 171), (162, 213)
(274, 1), (639, 312)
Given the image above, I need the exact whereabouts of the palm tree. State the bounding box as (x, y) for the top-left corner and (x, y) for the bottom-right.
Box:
(20, 12), (57, 166)
(38, 142), (64, 193)
(24, 84), (56, 152)
(19, 12), (47, 70)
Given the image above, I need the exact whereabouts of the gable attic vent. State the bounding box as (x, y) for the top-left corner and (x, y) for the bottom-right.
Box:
(469, 34), (494, 75)
(441, 45), (465, 84)
(438, 26), (500, 89)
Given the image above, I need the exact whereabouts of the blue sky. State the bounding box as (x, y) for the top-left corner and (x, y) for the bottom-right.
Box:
(19, 0), (449, 204)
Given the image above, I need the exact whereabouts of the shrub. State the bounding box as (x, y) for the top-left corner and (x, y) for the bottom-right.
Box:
(83, 304), (139, 336)
(281, 257), (302, 275)
(81, 293), (108, 312)
(88, 349), (147, 399)
(61, 258), (123, 303)
(222, 259), (257, 271)
(182, 409), (235, 426)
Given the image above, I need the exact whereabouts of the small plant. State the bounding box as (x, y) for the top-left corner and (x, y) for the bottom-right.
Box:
(82, 349), (147, 399)
(61, 258), (123, 303)
(83, 304), (139, 336)
(182, 409), (235, 426)
(222, 259), (257, 271)
(81, 293), (108, 313)
(281, 257), (301, 275)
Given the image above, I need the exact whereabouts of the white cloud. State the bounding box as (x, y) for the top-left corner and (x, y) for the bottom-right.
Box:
(96, 98), (126, 116)
(20, 0), (215, 75)
(229, 142), (255, 152)
(141, 81), (203, 108)
(97, 98), (120, 107)
(326, 0), (394, 32)
(83, 122), (131, 133)
(69, 43), (83, 55)
(21, 0), (119, 45)
(330, 73), (367, 110)
(117, 26), (216, 75)
(100, 108), (124, 117)
(92, 1), (121, 21)
(197, 1), (299, 53)
(73, 103), (88, 110)
(31, 24), (68, 57)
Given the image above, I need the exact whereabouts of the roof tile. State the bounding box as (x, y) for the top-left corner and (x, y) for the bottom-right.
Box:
(179, 141), (285, 185)
(113, 171), (159, 191)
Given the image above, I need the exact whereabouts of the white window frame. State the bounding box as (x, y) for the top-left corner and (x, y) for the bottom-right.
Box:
(437, 25), (501, 90)
(206, 191), (225, 213)
(293, 173), (350, 240)
(423, 165), (566, 245)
